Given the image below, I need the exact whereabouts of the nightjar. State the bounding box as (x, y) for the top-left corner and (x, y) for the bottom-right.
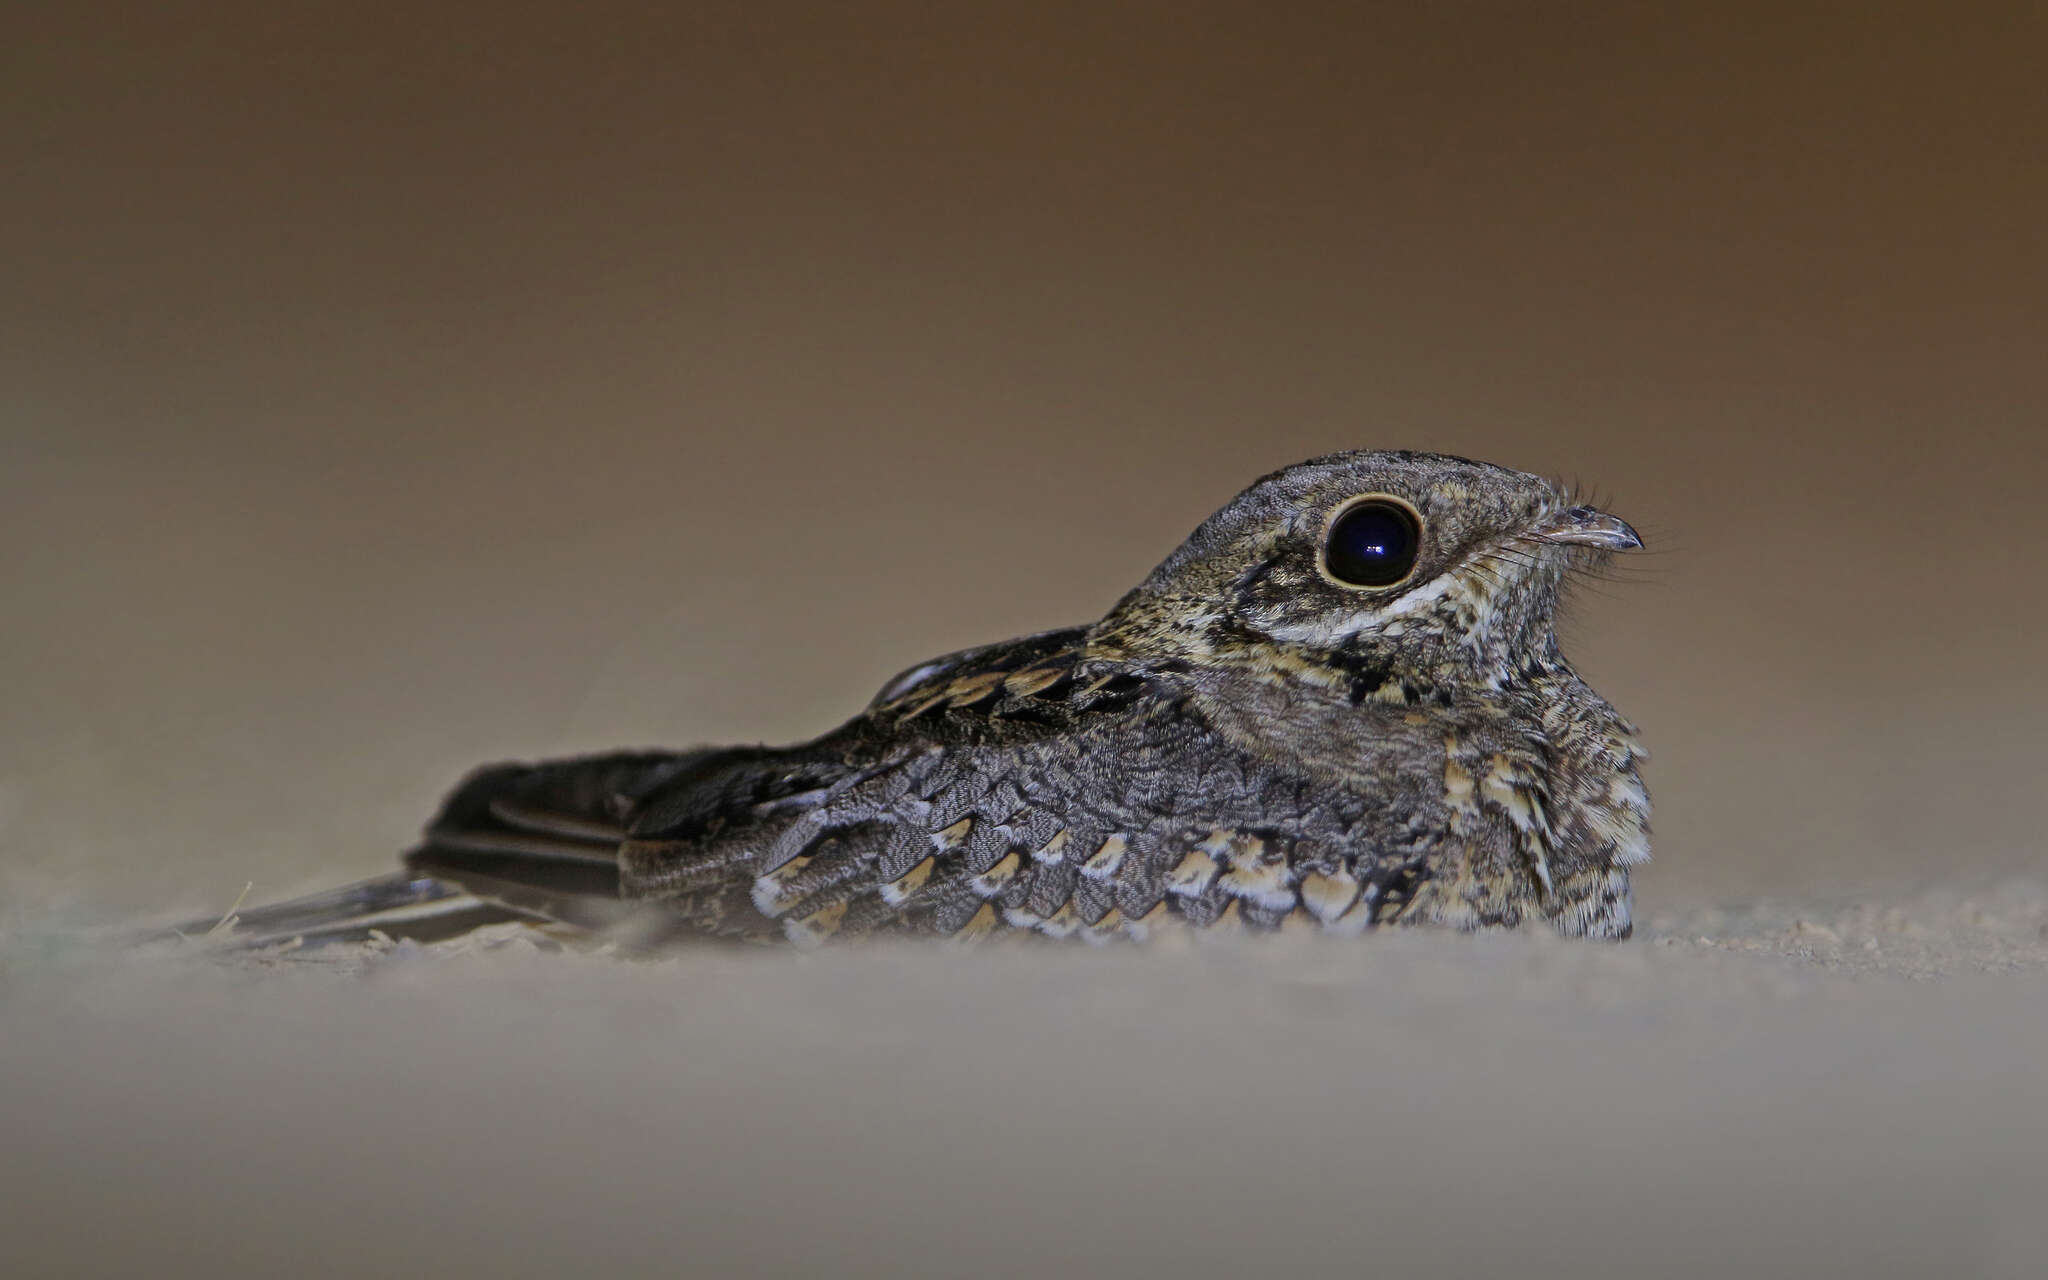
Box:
(202, 450), (1650, 951)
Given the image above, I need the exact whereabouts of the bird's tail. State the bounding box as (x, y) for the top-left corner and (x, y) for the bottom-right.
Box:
(154, 750), (709, 953)
(153, 872), (542, 952)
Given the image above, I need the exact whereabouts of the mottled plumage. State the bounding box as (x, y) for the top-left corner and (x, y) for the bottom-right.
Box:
(203, 450), (1650, 950)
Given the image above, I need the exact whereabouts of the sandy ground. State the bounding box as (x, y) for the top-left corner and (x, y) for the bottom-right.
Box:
(8, 7), (2047, 1276)
(5, 882), (2046, 1279)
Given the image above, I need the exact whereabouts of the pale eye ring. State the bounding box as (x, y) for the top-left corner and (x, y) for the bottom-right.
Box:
(1321, 497), (1423, 588)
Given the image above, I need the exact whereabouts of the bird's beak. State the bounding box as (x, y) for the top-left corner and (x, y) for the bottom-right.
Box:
(1534, 505), (1644, 550)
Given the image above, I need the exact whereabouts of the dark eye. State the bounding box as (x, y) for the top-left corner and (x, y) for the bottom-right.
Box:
(1323, 499), (1422, 587)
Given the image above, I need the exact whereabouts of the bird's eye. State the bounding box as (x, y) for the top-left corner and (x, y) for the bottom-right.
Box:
(1323, 499), (1422, 588)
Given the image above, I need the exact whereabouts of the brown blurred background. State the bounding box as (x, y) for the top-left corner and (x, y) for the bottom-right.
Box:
(4, 0), (2043, 917)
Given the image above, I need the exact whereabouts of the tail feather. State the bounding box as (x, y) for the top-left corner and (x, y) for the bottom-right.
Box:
(151, 751), (711, 954)
(156, 872), (542, 951)
(401, 750), (708, 931)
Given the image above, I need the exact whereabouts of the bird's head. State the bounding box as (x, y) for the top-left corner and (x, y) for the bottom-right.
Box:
(1092, 450), (1643, 688)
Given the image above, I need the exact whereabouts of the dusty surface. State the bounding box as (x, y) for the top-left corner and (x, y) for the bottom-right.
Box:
(7, 5), (2047, 1277)
(5, 883), (2047, 1278)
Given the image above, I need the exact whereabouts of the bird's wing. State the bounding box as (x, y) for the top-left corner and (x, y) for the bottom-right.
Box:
(606, 627), (1370, 944)
(193, 629), (1410, 951)
(394, 626), (1392, 947)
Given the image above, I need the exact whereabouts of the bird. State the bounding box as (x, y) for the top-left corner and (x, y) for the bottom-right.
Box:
(192, 449), (1651, 952)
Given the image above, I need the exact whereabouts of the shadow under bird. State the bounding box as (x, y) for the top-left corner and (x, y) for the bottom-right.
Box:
(188, 449), (1650, 952)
